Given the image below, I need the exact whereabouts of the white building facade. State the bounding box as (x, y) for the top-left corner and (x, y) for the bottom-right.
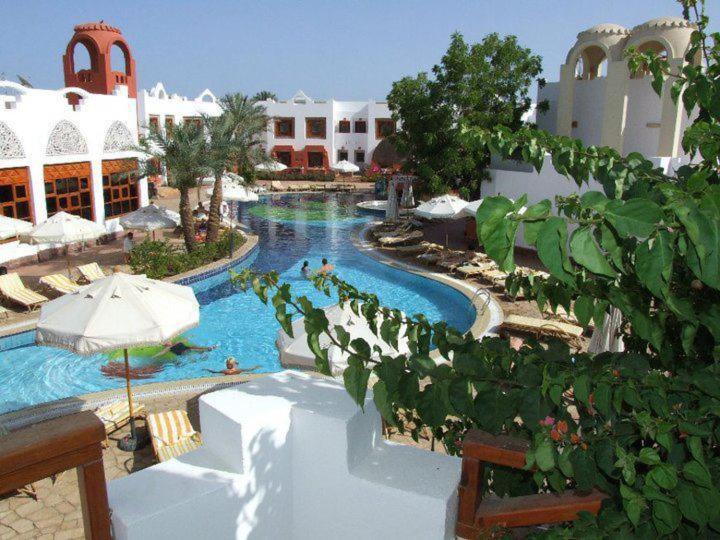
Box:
(137, 82), (222, 135)
(0, 80), (146, 229)
(259, 91), (397, 172)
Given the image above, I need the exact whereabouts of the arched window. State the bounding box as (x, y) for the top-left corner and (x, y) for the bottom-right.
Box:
(630, 41), (669, 79)
(72, 40), (95, 73)
(574, 45), (607, 80)
(110, 42), (130, 75)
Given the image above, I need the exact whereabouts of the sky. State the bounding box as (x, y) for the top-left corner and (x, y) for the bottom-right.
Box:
(1, 0), (718, 101)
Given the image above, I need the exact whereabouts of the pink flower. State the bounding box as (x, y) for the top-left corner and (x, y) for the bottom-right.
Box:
(539, 416), (555, 427)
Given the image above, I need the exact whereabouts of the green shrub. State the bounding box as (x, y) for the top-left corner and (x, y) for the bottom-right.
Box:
(129, 230), (245, 279)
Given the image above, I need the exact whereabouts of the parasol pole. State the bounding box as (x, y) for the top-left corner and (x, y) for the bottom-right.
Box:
(123, 348), (137, 439)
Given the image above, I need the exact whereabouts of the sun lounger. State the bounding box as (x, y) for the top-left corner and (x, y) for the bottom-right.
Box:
(95, 400), (147, 444)
(147, 409), (202, 462)
(378, 230), (423, 246)
(39, 273), (81, 295)
(77, 262), (106, 283)
(270, 180), (284, 191)
(455, 262), (497, 277)
(501, 314), (584, 343)
(0, 273), (48, 311)
(416, 253), (440, 264)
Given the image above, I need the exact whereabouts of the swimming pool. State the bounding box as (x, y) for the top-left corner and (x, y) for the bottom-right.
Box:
(0, 193), (475, 414)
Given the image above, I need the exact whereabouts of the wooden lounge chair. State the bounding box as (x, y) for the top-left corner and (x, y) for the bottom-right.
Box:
(95, 400), (147, 446)
(456, 429), (606, 538)
(0, 273), (48, 311)
(416, 252), (440, 265)
(147, 409), (202, 462)
(455, 262), (497, 277)
(77, 262), (106, 283)
(378, 230), (424, 246)
(39, 273), (81, 295)
(501, 314), (584, 344)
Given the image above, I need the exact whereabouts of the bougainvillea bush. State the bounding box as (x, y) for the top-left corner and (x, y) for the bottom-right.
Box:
(233, 2), (720, 536)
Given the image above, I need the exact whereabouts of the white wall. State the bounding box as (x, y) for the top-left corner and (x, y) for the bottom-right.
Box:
(623, 79), (662, 157)
(0, 81), (144, 226)
(571, 79), (606, 147)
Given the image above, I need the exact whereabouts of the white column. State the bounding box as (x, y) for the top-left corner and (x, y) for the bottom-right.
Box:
(28, 161), (47, 224)
(600, 61), (630, 151)
(657, 58), (685, 158)
(90, 158), (105, 224)
(138, 177), (149, 207)
(555, 64), (576, 137)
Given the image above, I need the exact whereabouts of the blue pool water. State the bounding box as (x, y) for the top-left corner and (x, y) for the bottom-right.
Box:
(0, 193), (475, 414)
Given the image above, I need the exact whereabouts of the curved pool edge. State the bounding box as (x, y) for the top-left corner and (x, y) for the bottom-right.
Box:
(0, 234), (259, 343)
(352, 222), (503, 360)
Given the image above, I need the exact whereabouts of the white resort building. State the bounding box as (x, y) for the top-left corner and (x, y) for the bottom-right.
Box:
(257, 90), (396, 172)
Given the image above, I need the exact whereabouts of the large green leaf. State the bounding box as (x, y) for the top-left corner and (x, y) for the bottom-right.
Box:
(634, 230), (674, 299)
(606, 199), (663, 238)
(570, 227), (616, 277)
(536, 217), (574, 284)
(372, 380), (396, 426)
(476, 196), (519, 271)
(343, 356), (370, 409)
(535, 439), (555, 472)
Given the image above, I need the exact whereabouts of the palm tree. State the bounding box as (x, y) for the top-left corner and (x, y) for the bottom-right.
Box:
(140, 122), (207, 252)
(204, 93), (268, 244)
(252, 90), (277, 102)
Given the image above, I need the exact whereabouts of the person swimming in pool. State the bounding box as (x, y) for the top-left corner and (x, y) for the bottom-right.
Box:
(301, 260), (312, 279)
(153, 340), (218, 358)
(317, 257), (334, 275)
(205, 357), (261, 376)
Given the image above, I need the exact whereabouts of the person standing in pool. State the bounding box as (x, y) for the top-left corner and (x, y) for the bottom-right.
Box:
(317, 257), (334, 275)
(153, 340), (218, 358)
(301, 260), (312, 279)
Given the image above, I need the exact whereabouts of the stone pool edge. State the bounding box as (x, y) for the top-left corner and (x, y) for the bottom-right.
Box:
(353, 222), (503, 361)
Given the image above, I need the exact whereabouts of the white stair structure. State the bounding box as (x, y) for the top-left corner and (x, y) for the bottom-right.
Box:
(108, 371), (461, 539)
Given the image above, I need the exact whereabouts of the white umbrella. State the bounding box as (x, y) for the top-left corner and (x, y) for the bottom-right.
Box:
(414, 195), (468, 219)
(461, 199), (484, 218)
(332, 160), (360, 174)
(24, 211), (106, 244)
(0, 215), (33, 240)
(24, 212), (107, 276)
(205, 183), (259, 202)
(36, 272), (200, 447)
(255, 160), (287, 172)
(201, 173), (245, 186)
(119, 204), (180, 232)
(277, 303), (409, 376)
(414, 195), (468, 246)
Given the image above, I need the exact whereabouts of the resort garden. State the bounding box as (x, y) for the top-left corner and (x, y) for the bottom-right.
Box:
(235, 2), (720, 537)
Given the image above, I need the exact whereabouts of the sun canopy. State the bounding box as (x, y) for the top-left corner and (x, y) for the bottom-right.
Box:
(205, 183), (258, 202)
(36, 272), (200, 355)
(277, 303), (409, 376)
(414, 195), (468, 220)
(24, 212), (106, 244)
(332, 160), (360, 174)
(255, 161), (287, 172)
(120, 204), (180, 231)
(0, 215), (33, 240)
(461, 199), (484, 218)
(201, 172), (245, 186)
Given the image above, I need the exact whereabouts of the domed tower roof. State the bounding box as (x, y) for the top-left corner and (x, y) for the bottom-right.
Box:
(577, 23), (630, 40)
(62, 21), (137, 98)
(628, 16), (698, 59)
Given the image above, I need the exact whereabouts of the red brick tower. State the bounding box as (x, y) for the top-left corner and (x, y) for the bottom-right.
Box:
(63, 22), (137, 98)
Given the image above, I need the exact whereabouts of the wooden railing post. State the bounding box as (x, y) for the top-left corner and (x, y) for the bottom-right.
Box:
(0, 411), (111, 540)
